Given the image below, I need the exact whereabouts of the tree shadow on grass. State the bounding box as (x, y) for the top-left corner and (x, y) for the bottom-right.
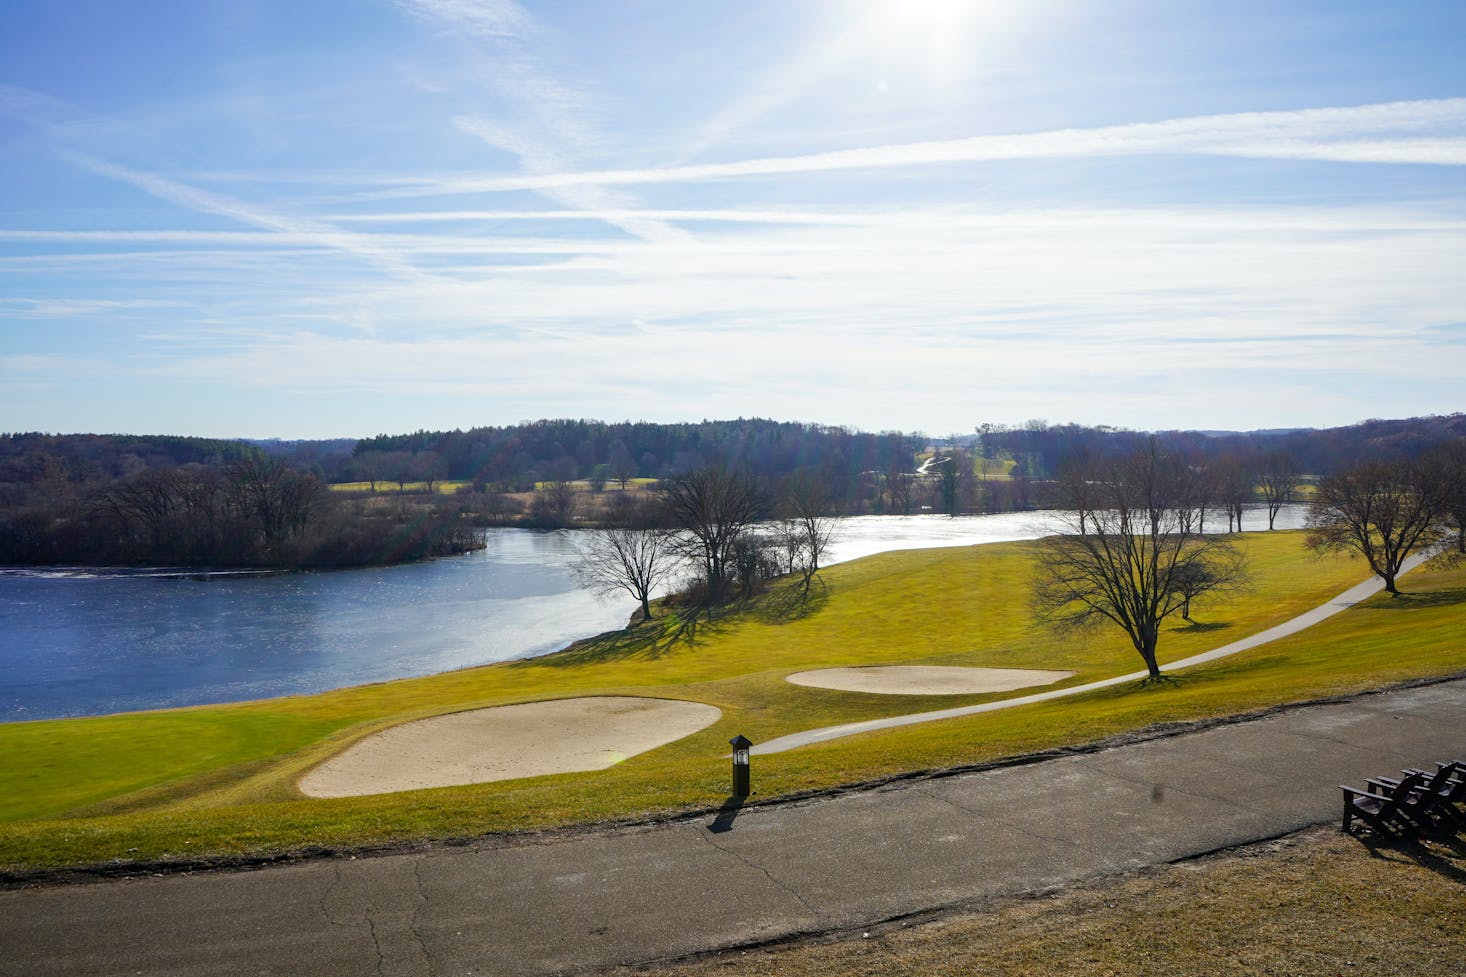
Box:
(749, 577), (829, 625)
(513, 605), (728, 668)
(1168, 620), (1233, 635)
(1369, 587), (1466, 610)
(521, 578), (828, 669)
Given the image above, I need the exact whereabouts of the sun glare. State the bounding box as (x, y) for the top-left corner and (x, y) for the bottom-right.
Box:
(849, 0), (1022, 87)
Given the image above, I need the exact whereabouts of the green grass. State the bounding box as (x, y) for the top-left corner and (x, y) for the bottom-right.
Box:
(974, 456), (1016, 477)
(2, 530), (1462, 873)
(330, 480), (468, 494)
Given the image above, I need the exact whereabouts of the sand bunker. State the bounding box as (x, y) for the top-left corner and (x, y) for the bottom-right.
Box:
(786, 666), (1075, 696)
(299, 696), (721, 798)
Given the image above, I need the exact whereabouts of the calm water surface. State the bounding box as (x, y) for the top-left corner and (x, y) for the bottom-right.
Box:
(0, 507), (1304, 721)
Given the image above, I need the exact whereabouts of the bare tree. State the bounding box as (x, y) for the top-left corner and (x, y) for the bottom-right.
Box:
(1055, 454), (1098, 535)
(572, 526), (679, 621)
(482, 493), (524, 526)
(1213, 456), (1254, 532)
(91, 468), (181, 550)
(1306, 459), (1447, 594)
(1425, 439), (1466, 554)
(1257, 452), (1301, 530)
(376, 450), (414, 492)
(608, 441), (636, 490)
(227, 457), (323, 547)
(936, 446), (973, 517)
(1033, 441), (1248, 680)
(778, 472), (842, 593)
(662, 465), (765, 603)
(1171, 561), (1223, 622)
(409, 451), (447, 494)
(531, 479), (577, 526)
(884, 460), (914, 515)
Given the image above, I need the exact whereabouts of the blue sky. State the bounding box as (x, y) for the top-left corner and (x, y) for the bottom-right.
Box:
(2, 0), (1463, 439)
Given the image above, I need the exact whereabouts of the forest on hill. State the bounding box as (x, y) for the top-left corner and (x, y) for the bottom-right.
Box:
(2, 414), (1462, 567)
(976, 414), (1466, 481)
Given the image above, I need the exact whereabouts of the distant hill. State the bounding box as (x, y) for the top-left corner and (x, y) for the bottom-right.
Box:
(0, 432), (263, 490)
(349, 418), (925, 491)
(978, 414), (1466, 479)
(4, 414), (1462, 494)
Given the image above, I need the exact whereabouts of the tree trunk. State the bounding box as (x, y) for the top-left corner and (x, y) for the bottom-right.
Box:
(1138, 624), (1162, 679)
(1141, 650), (1162, 680)
(640, 595), (652, 619)
(1383, 571), (1398, 595)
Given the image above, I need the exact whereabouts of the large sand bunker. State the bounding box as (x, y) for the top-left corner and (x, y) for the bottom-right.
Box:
(786, 666), (1075, 696)
(299, 696), (722, 798)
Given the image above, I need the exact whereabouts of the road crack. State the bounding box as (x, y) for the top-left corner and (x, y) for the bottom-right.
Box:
(410, 859), (434, 976)
(318, 862), (354, 929)
(366, 913), (387, 977)
(696, 827), (822, 919)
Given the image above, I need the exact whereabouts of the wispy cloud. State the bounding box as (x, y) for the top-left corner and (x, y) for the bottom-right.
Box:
(0, 298), (183, 317)
(395, 0), (690, 245)
(360, 98), (1466, 199)
(315, 205), (1466, 233)
(59, 153), (433, 282)
(451, 117), (694, 245)
(393, 0), (530, 39)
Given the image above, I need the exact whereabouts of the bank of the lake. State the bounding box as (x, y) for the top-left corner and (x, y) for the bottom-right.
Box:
(0, 507), (1307, 722)
(4, 526), (1462, 874)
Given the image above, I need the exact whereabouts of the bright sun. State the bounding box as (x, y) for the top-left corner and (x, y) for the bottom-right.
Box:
(847, 0), (1022, 86)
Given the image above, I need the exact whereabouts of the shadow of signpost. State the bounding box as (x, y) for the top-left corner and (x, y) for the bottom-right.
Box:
(708, 796), (745, 834)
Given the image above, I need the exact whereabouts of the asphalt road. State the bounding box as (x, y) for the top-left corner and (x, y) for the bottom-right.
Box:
(4, 677), (1463, 977)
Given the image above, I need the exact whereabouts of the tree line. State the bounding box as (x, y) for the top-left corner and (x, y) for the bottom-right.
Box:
(0, 452), (480, 568)
(977, 414), (1466, 482)
(4, 415), (1462, 569)
(349, 419), (922, 493)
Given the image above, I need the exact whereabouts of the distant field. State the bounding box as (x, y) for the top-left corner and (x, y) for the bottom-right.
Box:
(1, 531), (1461, 872)
(330, 478), (660, 494)
(330, 480), (468, 494)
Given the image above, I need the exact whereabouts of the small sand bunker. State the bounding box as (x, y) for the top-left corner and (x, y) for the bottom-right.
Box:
(299, 696), (721, 798)
(786, 666), (1075, 696)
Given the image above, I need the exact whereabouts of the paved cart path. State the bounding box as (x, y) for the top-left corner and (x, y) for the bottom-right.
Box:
(4, 676), (1463, 977)
(758, 554), (1432, 754)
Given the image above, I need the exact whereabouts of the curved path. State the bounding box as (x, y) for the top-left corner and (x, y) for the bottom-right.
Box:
(756, 553), (1431, 755)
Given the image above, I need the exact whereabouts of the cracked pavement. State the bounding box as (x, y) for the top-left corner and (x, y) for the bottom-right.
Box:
(3, 678), (1462, 976)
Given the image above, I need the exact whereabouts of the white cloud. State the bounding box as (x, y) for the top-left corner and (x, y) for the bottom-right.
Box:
(393, 0), (530, 39)
(59, 154), (433, 282)
(0, 298), (183, 317)
(362, 98), (1466, 199)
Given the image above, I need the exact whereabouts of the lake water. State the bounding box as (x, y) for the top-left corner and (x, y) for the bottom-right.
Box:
(0, 506), (1306, 721)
